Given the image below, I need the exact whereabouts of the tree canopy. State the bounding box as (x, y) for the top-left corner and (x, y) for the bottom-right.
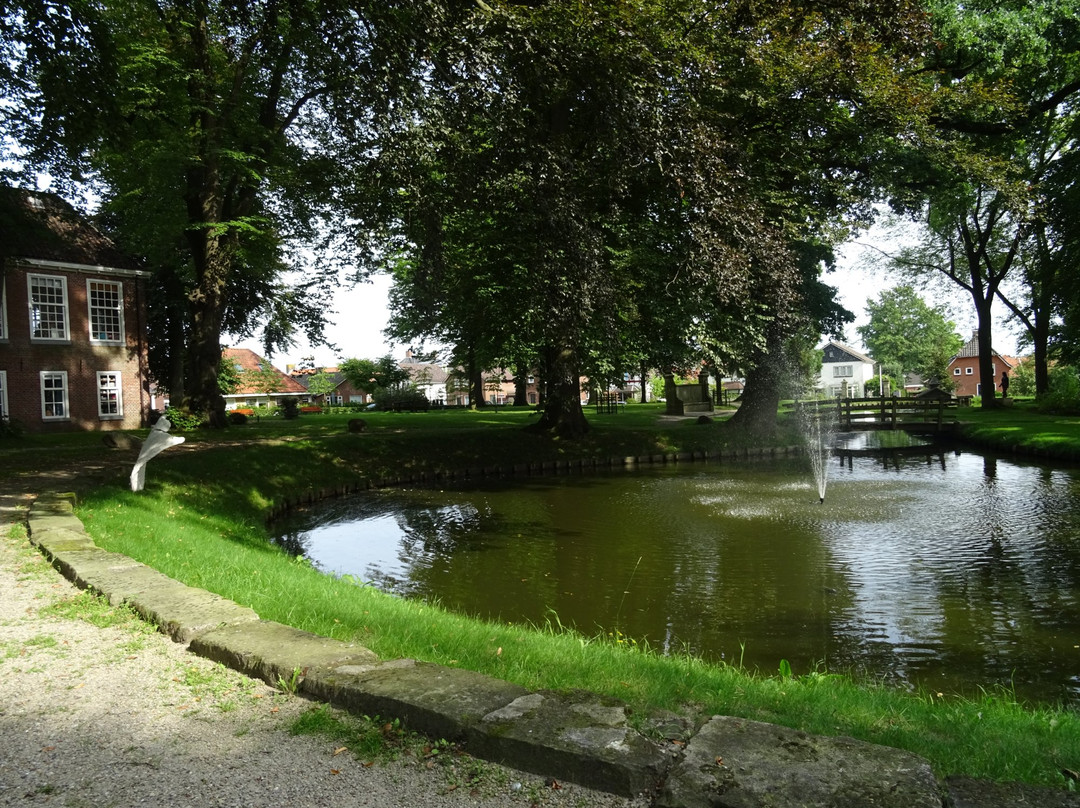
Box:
(6, 0), (1074, 430)
(1, 0), (412, 424)
(874, 0), (1080, 404)
(857, 285), (963, 381)
(371, 0), (935, 435)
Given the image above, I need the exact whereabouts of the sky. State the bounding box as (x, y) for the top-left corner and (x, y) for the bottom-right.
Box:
(233, 228), (1022, 372)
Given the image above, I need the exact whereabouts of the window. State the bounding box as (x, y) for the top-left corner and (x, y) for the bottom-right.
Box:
(40, 371), (69, 420)
(832, 365), (853, 378)
(28, 274), (69, 341)
(953, 368), (961, 375)
(97, 371), (123, 419)
(0, 371), (7, 420)
(965, 367), (973, 375)
(88, 280), (124, 343)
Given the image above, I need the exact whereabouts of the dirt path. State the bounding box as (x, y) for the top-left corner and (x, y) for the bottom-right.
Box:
(0, 472), (644, 808)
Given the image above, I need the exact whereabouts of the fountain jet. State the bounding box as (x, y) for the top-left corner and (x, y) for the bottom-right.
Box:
(798, 399), (836, 503)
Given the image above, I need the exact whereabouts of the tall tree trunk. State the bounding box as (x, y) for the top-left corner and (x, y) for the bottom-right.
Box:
(183, 218), (231, 428)
(465, 345), (485, 409)
(639, 361), (649, 403)
(513, 365), (528, 407)
(729, 363), (782, 436)
(974, 312), (1000, 408)
(528, 346), (588, 438)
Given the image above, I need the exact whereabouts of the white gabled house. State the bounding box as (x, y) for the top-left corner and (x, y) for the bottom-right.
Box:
(819, 340), (876, 398)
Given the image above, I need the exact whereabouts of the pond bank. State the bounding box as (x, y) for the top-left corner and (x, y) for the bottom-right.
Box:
(22, 493), (1080, 808)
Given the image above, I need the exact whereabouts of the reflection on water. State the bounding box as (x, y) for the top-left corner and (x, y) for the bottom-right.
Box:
(273, 449), (1080, 704)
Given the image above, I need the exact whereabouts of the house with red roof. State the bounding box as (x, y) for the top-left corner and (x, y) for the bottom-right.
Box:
(221, 347), (307, 410)
(946, 331), (1016, 398)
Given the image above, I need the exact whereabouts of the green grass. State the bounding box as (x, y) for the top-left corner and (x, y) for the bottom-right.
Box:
(6, 403), (1080, 789)
(953, 400), (1080, 459)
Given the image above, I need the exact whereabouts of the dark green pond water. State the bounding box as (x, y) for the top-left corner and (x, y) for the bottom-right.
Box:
(273, 441), (1080, 704)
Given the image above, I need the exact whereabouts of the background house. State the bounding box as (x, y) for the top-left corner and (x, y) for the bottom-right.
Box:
(287, 365), (370, 407)
(222, 347), (306, 409)
(818, 340), (876, 398)
(947, 331), (1016, 397)
(399, 350), (452, 404)
(0, 186), (152, 432)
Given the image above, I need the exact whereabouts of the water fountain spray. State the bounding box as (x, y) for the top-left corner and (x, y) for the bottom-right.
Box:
(798, 398), (835, 504)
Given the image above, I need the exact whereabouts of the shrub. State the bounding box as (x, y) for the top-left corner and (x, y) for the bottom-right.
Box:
(278, 398), (300, 420)
(372, 385), (430, 412)
(1037, 365), (1080, 414)
(163, 406), (204, 431)
(228, 411), (249, 425)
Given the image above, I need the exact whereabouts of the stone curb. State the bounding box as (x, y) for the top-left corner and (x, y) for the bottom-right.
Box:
(24, 493), (1079, 808)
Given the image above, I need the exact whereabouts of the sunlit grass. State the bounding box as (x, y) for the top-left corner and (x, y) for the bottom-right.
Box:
(8, 403), (1080, 788)
(75, 468), (1080, 788)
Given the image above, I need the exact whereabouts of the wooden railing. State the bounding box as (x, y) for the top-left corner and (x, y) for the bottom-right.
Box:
(796, 396), (958, 432)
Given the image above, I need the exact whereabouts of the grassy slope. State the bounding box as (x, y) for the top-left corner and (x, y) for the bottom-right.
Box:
(4, 402), (1080, 788)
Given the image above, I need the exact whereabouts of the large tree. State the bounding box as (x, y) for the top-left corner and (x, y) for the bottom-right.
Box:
(374, 0), (933, 438)
(858, 285), (964, 380)
(1, 1), (414, 425)
(881, 0), (1080, 404)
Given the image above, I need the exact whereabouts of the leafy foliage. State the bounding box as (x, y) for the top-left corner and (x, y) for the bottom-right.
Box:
(375, 0), (935, 436)
(857, 285), (963, 380)
(339, 357), (411, 397)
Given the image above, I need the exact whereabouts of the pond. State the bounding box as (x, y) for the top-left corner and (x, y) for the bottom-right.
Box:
(272, 438), (1080, 704)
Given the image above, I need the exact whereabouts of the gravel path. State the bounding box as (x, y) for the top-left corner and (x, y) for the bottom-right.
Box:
(0, 482), (646, 808)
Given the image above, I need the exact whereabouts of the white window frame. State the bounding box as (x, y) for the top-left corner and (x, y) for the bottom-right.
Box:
(28, 273), (70, 342)
(0, 370), (7, 420)
(88, 279), (125, 344)
(953, 368), (961, 376)
(965, 367), (973, 375)
(833, 364), (853, 378)
(0, 276), (7, 341)
(96, 371), (124, 419)
(40, 371), (69, 421)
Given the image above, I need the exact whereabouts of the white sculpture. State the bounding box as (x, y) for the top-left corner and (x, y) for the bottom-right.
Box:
(130, 416), (186, 492)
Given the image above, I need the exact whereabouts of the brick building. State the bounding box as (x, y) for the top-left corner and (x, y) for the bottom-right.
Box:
(1, 186), (152, 432)
(946, 331), (1016, 398)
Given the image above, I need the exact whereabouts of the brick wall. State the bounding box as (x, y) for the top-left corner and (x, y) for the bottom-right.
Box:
(0, 260), (151, 433)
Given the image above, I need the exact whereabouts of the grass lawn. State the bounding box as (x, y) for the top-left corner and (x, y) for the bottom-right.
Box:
(4, 401), (1080, 790)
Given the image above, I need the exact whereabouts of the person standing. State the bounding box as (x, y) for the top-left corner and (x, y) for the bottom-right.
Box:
(1001, 371), (1010, 398)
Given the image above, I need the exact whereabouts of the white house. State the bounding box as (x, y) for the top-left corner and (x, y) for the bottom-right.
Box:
(819, 340), (876, 398)
(399, 349), (451, 404)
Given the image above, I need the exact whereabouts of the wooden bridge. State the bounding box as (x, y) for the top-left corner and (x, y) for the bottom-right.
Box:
(796, 396), (960, 434)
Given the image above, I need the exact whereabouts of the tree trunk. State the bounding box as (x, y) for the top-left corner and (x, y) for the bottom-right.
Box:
(728, 361), (782, 437)
(183, 221), (230, 428)
(513, 365), (528, 407)
(527, 346), (588, 438)
(639, 361), (649, 403)
(974, 309), (1000, 409)
(464, 345), (485, 409)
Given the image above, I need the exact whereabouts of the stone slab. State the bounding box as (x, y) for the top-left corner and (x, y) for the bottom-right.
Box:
(45, 548), (180, 606)
(40, 547), (144, 591)
(469, 689), (674, 798)
(30, 526), (97, 553)
(122, 578), (262, 642)
(656, 715), (942, 808)
(190, 620), (377, 687)
(304, 657), (529, 742)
